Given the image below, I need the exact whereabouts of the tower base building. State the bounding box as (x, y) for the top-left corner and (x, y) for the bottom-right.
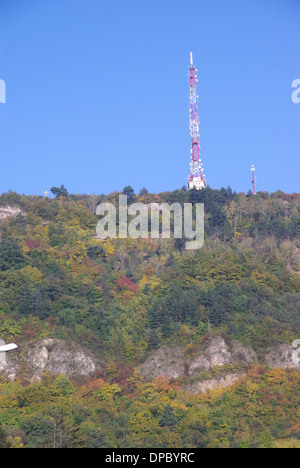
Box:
(188, 176), (206, 190)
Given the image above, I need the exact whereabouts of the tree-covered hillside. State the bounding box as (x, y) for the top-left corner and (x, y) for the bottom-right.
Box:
(0, 187), (299, 447)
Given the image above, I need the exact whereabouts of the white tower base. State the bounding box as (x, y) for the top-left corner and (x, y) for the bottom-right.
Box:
(188, 177), (206, 190)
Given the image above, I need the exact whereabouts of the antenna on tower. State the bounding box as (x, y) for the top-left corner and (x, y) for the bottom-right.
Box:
(187, 52), (206, 190)
(251, 164), (256, 195)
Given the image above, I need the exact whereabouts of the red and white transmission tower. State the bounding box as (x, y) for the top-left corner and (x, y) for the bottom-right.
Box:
(251, 164), (256, 194)
(188, 52), (206, 190)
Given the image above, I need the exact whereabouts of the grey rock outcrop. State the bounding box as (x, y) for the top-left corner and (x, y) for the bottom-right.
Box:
(0, 205), (25, 220)
(137, 336), (299, 394)
(0, 338), (99, 382)
(137, 345), (186, 380)
(264, 343), (299, 369)
(25, 339), (97, 381)
(0, 354), (20, 381)
(188, 338), (258, 375)
(138, 337), (258, 382)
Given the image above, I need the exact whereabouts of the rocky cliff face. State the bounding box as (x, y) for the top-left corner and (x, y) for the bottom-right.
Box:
(0, 205), (25, 220)
(0, 338), (99, 382)
(187, 338), (258, 374)
(0, 336), (298, 394)
(25, 339), (97, 380)
(137, 337), (299, 394)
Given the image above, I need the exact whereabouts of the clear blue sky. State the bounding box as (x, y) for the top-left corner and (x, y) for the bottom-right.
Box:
(0, 0), (299, 196)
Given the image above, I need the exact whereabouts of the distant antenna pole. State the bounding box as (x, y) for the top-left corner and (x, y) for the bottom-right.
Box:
(188, 52), (206, 190)
(251, 164), (256, 195)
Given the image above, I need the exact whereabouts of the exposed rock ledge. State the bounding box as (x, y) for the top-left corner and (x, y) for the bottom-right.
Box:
(0, 205), (25, 220)
(137, 337), (258, 382)
(185, 372), (245, 394)
(137, 337), (299, 394)
(0, 338), (98, 382)
(0, 337), (298, 395)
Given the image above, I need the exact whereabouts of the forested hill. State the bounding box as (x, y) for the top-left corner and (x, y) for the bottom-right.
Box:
(0, 187), (299, 448)
(0, 186), (299, 355)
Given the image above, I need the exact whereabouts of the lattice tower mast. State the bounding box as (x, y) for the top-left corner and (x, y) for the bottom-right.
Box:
(188, 52), (206, 190)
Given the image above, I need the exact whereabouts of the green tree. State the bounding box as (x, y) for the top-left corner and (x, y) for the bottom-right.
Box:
(122, 186), (135, 203)
(50, 184), (69, 198)
(139, 187), (148, 196)
(159, 403), (178, 430)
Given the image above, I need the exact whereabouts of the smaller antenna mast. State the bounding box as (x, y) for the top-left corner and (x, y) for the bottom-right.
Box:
(251, 164), (256, 195)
